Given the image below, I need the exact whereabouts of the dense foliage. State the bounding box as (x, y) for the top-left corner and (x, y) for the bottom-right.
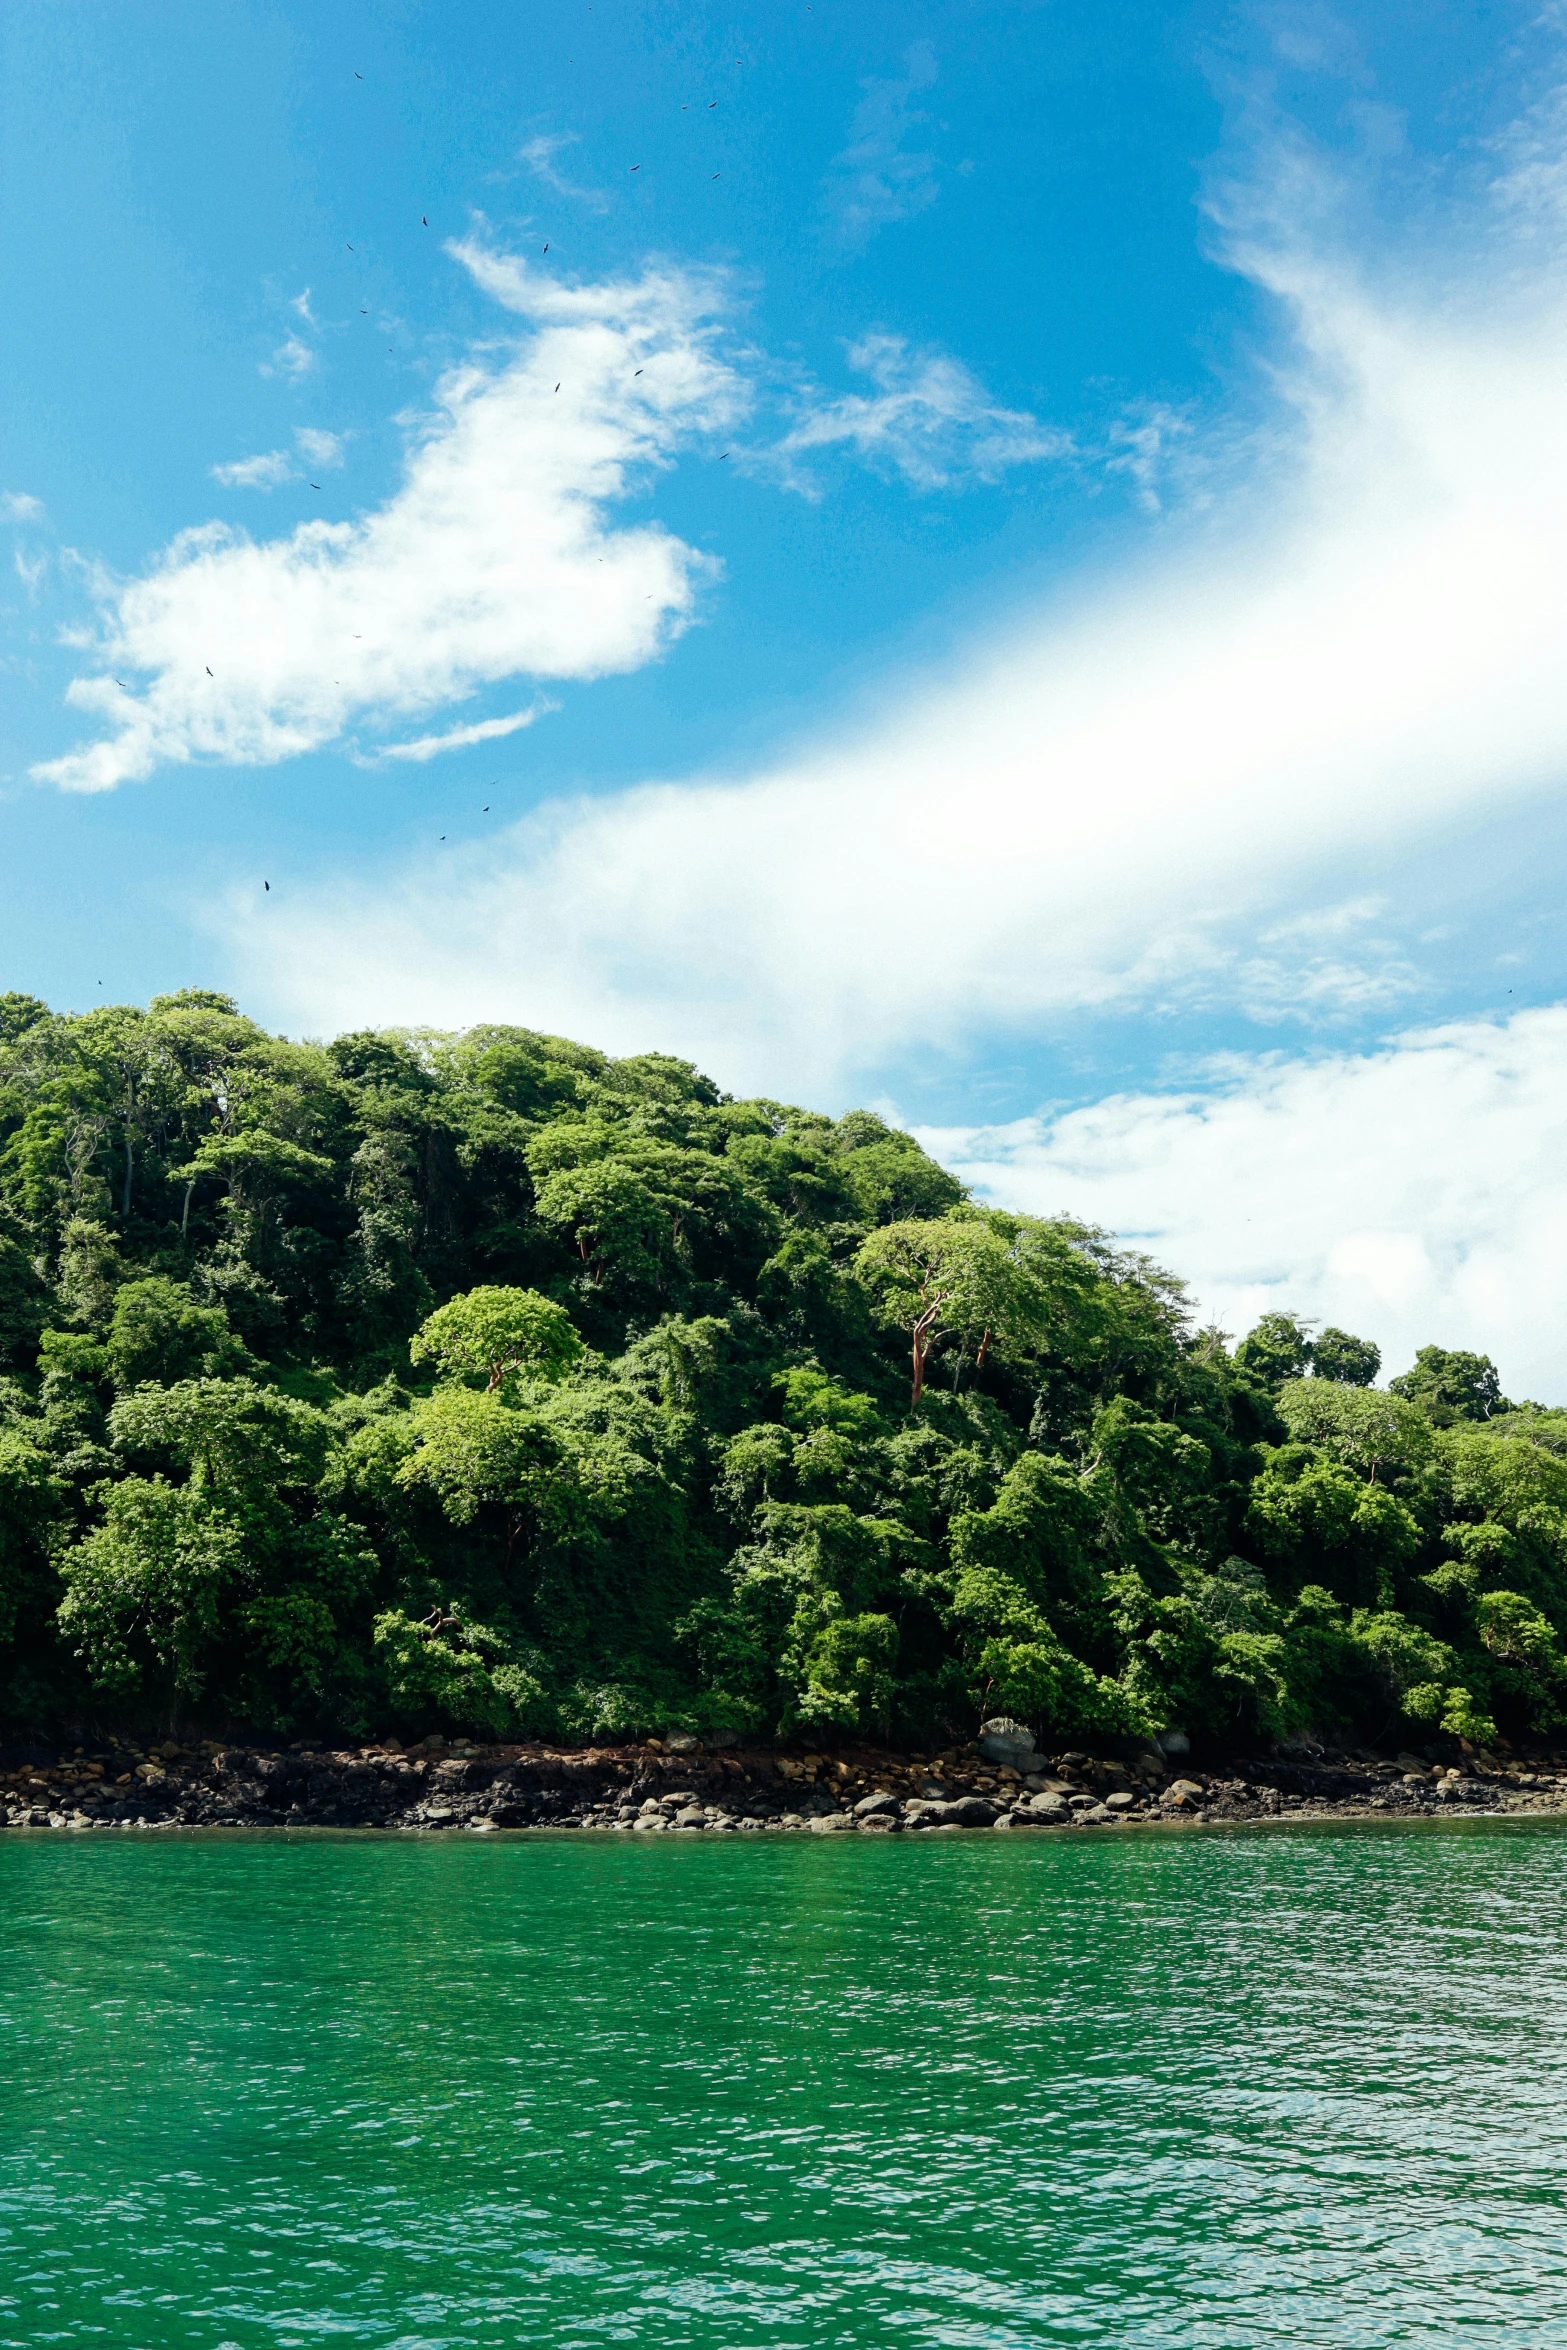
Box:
(2, 986), (1565, 1752)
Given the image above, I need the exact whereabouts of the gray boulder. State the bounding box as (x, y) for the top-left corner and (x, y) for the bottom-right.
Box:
(978, 1717), (1038, 1769)
(911, 1795), (999, 1829)
(1015, 1791), (1070, 1823)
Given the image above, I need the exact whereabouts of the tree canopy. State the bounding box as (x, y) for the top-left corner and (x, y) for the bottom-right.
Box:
(0, 989), (1558, 1755)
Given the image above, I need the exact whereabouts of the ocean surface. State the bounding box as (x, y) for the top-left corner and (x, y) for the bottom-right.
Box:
(1, 1819), (1564, 2349)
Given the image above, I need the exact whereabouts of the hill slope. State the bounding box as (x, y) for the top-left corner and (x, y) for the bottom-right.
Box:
(0, 986), (1562, 1752)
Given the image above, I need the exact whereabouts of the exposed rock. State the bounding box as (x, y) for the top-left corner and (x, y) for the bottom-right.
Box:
(908, 1795), (998, 1829)
(977, 1718), (1038, 1770)
(1014, 1792), (1070, 1823)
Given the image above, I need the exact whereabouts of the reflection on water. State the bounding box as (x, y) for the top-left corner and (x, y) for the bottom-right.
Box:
(1, 1819), (1564, 2348)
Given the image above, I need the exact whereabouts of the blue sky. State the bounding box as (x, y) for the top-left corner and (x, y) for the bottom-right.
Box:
(6, 0), (1567, 1390)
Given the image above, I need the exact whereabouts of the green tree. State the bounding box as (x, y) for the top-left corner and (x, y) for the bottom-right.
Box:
(105, 1276), (249, 1390)
(1311, 1326), (1381, 1387)
(1235, 1311), (1314, 1389)
(409, 1286), (582, 1392)
(56, 1476), (243, 1711)
(1390, 1346), (1509, 1425)
(854, 1214), (1053, 1406)
(1276, 1379), (1434, 1484)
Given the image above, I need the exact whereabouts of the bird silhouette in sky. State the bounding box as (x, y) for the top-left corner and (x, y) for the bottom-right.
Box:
(206, 666), (214, 676)
(264, 881), (270, 892)
(309, 482), (321, 490)
(422, 215), (428, 225)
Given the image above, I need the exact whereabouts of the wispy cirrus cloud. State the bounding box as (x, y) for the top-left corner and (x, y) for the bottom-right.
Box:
(821, 42), (941, 251)
(2, 492), (46, 523)
(519, 132), (608, 210)
(35, 243), (745, 793)
(773, 332), (1069, 492)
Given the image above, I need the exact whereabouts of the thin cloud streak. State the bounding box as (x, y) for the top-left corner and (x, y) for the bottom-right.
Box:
(363, 702), (552, 764)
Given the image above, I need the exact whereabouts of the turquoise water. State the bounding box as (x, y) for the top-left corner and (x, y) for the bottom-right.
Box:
(2, 1822), (1565, 2348)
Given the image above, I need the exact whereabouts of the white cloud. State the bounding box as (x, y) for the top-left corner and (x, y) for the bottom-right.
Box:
(35, 245), (745, 794)
(916, 1005), (1567, 1404)
(291, 288), (316, 327)
(219, 158), (1567, 1097)
(295, 428), (345, 470)
(211, 449), (296, 490)
(363, 703), (551, 764)
(14, 548), (47, 597)
(211, 429), (348, 491)
(822, 42), (941, 250)
(773, 333), (1070, 492)
(520, 133), (608, 211)
(2, 491), (45, 522)
(263, 333), (316, 382)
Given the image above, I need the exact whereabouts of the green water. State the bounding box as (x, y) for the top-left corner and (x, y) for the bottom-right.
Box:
(2, 1822), (1565, 2348)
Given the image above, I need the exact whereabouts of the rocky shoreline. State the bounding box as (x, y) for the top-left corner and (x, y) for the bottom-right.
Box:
(6, 1731), (1567, 1835)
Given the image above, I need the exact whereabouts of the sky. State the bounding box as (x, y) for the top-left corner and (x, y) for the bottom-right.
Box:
(5, 0), (1567, 1393)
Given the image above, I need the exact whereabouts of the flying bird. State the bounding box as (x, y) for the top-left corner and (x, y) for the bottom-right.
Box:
(421, 214), (428, 225)
(206, 665), (214, 675)
(634, 368), (642, 376)
(555, 382), (560, 391)
(543, 243), (549, 253)
(264, 881), (270, 892)
(309, 482), (321, 490)
(114, 678), (127, 688)
(347, 242), (354, 250)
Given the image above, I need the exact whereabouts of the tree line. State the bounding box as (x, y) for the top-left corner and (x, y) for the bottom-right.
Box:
(1, 985), (1563, 1751)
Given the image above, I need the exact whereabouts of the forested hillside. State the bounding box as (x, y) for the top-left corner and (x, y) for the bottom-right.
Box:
(1, 986), (1563, 1752)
